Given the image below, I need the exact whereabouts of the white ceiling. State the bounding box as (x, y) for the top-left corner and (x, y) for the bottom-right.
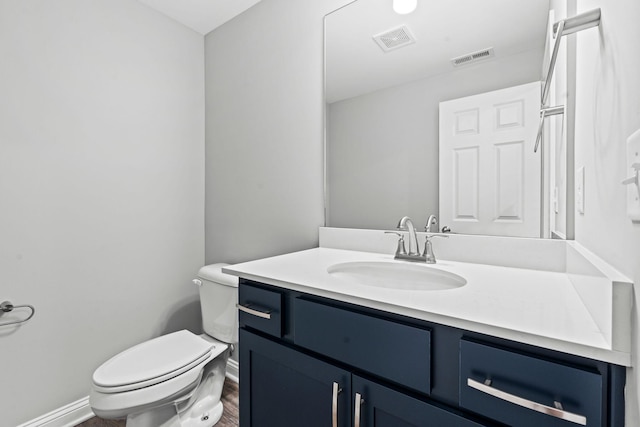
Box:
(136, 0), (262, 35)
(326, 0), (551, 103)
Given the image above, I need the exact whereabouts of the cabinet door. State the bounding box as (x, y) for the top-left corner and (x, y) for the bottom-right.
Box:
(353, 376), (487, 427)
(240, 329), (351, 427)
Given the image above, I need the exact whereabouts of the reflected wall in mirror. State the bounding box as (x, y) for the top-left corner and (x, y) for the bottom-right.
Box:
(325, 0), (572, 238)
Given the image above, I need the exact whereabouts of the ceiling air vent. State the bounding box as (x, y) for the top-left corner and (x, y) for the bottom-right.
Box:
(373, 25), (416, 52)
(451, 47), (495, 67)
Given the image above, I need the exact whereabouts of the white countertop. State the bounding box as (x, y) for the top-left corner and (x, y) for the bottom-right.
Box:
(224, 244), (632, 366)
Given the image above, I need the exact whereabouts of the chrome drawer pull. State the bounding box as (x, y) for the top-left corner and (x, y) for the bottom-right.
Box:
(354, 393), (364, 427)
(236, 303), (272, 320)
(332, 382), (342, 427)
(467, 378), (587, 425)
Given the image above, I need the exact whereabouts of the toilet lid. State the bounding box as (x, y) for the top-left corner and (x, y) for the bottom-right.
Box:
(93, 330), (213, 391)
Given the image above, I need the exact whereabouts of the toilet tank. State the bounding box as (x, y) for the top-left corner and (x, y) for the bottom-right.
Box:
(196, 263), (238, 343)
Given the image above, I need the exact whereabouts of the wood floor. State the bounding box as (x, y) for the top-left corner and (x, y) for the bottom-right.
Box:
(76, 378), (239, 427)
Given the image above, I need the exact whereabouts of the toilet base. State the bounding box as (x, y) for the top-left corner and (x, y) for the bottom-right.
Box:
(179, 400), (223, 427)
(125, 398), (223, 427)
(127, 405), (182, 427)
(125, 347), (229, 427)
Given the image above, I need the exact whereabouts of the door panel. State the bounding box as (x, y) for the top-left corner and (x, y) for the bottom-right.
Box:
(453, 147), (480, 220)
(494, 141), (524, 221)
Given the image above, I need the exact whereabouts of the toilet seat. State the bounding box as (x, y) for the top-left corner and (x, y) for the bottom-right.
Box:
(93, 330), (215, 393)
(90, 331), (229, 420)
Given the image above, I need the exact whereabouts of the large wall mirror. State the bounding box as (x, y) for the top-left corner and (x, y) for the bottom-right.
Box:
(324, 0), (574, 239)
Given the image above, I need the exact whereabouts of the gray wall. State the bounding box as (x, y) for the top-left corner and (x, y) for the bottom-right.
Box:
(327, 49), (544, 230)
(204, 0), (351, 265)
(572, 0), (640, 423)
(0, 1), (205, 425)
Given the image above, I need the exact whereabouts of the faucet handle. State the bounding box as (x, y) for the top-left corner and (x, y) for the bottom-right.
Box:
(385, 231), (407, 256)
(422, 234), (448, 263)
(425, 215), (439, 233)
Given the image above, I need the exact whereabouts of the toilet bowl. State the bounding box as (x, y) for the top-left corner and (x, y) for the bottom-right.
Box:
(89, 264), (238, 427)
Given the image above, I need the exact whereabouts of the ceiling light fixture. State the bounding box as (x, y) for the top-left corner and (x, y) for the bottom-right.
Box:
(393, 0), (417, 15)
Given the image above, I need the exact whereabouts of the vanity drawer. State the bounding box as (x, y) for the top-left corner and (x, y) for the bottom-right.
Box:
(238, 283), (283, 337)
(294, 298), (431, 395)
(459, 339), (603, 427)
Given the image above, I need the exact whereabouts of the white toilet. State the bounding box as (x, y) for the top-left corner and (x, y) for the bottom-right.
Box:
(89, 264), (238, 427)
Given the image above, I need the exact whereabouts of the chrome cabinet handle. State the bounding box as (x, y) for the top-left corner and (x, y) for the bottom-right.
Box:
(236, 303), (272, 320)
(467, 378), (587, 425)
(354, 393), (364, 427)
(332, 382), (342, 427)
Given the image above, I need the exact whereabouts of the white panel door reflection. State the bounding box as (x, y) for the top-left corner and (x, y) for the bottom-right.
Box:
(439, 82), (540, 237)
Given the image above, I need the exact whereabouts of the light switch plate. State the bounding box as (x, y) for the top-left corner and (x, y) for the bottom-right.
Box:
(576, 166), (585, 214)
(626, 129), (640, 221)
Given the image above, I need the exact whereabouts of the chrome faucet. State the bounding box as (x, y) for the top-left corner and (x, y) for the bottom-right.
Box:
(386, 215), (448, 263)
(397, 216), (420, 256)
(384, 216), (426, 262)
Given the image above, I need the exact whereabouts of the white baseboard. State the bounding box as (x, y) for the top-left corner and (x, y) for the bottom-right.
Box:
(226, 358), (239, 383)
(16, 397), (94, 427)
(18, 361), (239, 427)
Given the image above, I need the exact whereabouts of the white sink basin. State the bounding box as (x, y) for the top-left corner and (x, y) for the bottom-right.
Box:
(327, 261), (466, 291)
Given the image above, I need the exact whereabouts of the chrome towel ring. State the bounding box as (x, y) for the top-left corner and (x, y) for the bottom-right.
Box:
(0, 300), (35, 327)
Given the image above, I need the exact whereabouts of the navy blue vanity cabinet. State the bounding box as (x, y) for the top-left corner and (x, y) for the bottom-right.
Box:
(238, 279), (625, 427)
